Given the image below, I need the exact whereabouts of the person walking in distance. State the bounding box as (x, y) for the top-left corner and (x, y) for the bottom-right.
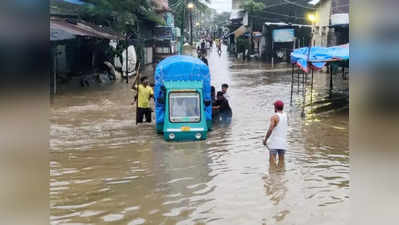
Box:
(200, 54), (208, 66)
(263, 100), (288, 166)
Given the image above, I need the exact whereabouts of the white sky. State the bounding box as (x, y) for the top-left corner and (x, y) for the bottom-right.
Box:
(308, 0), (321, 5)
(208, 0), (318, 14)
(209, 0), (232, 13)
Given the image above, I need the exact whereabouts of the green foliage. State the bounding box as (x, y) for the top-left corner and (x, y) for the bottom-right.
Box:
(242, 0), (265, 30)
(213, 12), (230, 27)
(79, 0), (164, 32)
(242, 0), (265, 14)
(236, 36), (250, 53)
(168, 0), (210, 29)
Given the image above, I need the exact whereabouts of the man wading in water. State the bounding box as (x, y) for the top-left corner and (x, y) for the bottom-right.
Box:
(263, 100), (288, 167)
(131, 76), (154, 123)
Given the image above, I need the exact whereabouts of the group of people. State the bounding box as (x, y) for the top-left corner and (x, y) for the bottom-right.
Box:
(211, 83), (232, 125)
(197, 38), (223, 60)
(131, 75), (288, 166)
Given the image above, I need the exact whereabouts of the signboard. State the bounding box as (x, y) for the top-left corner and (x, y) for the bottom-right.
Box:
(272, 29), (295, 43)
(331, 13), (349, 25)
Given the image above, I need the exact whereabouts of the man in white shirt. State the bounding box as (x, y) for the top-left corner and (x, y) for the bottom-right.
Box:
(263, 100), (288, 166)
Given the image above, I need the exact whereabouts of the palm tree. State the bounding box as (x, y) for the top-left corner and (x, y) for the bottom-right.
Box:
(168, 0), (210, 44)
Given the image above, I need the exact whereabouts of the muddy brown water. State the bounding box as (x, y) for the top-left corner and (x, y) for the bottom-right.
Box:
(50, 46), (349, 225)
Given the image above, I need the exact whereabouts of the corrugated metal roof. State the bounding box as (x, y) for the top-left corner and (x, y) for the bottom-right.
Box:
(51, 27), (76, 41)
(264, 22), (312, 28)
(50, 17), (122, 41)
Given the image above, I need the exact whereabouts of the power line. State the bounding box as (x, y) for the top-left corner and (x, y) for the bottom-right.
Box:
(282, 0), (315, 10)
(264, 2), (290, 9)
(261, 9), (306, 19)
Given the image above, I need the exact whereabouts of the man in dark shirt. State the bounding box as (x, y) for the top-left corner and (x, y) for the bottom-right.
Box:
(213, 91), (232, 124)
(200, 54), (208, 66)
(201, 40), (206, 50)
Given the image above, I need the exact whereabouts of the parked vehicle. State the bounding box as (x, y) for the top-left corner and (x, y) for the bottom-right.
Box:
(154, 55), (212, 141)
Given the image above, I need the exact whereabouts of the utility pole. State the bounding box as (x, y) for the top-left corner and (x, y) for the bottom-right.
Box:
(180, 1), (186, 54)
(125, 32), (129, 84)
(188, 3), (194, 46)
(190, 8), (193, 45)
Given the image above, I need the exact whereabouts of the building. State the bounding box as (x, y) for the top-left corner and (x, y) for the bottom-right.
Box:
(262, 22), (312, 62)
(311, 0), (331, 47)
(50, 0), (123, 94)
(329, 0), (349, 45)
(50, 0), (174, 94)
(311, 0), (349, 47)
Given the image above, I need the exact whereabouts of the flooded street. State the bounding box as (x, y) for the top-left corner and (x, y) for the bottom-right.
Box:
(50, 46), (349, 225)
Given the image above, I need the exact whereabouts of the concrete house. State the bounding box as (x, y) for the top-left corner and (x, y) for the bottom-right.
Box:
(311, 0), (349, 47)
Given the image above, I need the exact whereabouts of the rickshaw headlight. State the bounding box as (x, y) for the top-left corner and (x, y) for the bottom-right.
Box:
(169, 133), (175, 140)
(195, 133), (202, 140)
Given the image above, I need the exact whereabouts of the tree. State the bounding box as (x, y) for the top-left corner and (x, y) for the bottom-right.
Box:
(213, 12), (230, 27)
(242, 0), (265, 31)
(79, 0), (165, 66)
(168, 0), (210, 39)
(79, 0), (164, 33)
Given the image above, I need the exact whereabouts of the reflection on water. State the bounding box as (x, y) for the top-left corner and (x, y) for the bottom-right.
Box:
(50, 46), (349, 225)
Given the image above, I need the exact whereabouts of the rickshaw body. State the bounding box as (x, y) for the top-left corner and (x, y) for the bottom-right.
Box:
(162, 81), (208, 141)
(154, 55), (212, 141)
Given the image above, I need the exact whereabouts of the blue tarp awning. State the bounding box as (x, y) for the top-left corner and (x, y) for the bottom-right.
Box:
(290, 44), (349, 73)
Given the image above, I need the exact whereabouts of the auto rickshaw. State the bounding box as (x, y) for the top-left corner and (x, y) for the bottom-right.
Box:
(154, 55), (212, 141)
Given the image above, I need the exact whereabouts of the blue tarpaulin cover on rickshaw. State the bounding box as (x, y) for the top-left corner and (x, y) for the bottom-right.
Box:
(154, 55), (211, 124)
(291, 44), (349, 73)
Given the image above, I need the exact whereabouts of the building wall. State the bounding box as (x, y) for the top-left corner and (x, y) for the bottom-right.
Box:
(330, 0), (349, 45)
(312, 0), (332, 47)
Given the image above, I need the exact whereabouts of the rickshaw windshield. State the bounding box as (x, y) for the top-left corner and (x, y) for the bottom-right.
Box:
(169, 92), (201, 123)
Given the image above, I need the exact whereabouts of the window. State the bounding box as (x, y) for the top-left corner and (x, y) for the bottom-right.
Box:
(156, 47), (170, 54)
(169, 92), (201, 123)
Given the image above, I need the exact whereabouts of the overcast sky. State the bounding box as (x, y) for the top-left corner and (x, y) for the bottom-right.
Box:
(209, 0), (232, 13)
(308, 0), (320, 5)
(208, 0), (318, 14)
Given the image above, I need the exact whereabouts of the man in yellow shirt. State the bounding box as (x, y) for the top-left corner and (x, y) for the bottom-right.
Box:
(132, 76), (154, 123)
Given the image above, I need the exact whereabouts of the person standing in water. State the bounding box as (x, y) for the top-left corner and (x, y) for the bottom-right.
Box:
(132, 76), (154, 123)
(213, 91), (232, 124)
(221, 83), (230, 103)
(263, 100), (288, 166)
(200, 54), (208, 66)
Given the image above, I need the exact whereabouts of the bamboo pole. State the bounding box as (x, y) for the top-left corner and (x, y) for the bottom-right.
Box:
(126, 33), (129, 84)
(290, 64), (294, 105)
(135, 63), (141, 125)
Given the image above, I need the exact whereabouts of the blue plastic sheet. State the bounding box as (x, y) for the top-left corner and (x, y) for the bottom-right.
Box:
(291, 44), (349, 72)
(154, 55), (211, 124)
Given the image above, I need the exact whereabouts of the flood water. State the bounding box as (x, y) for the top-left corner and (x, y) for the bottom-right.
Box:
(50, 46), (349, 225)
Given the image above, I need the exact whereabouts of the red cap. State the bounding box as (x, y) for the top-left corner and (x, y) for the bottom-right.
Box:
(273, 100), (284, 109)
